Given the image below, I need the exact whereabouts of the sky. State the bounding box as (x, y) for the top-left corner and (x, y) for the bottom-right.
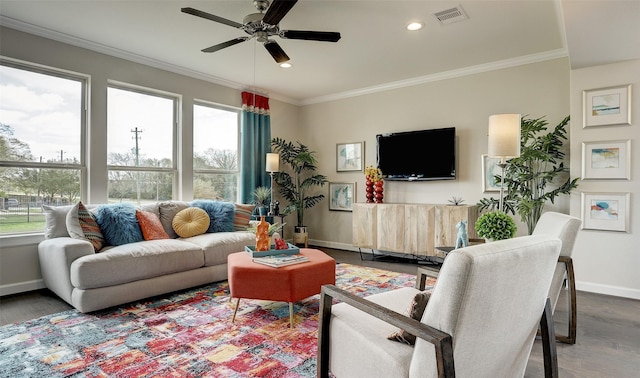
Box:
(1, 64), (238, 165)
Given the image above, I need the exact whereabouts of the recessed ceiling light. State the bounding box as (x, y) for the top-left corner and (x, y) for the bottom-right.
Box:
(406, 22), (423, 31)
(280, 62), (292, 68)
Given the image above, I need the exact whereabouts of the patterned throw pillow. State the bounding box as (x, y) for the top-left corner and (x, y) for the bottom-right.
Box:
(387, 290), (432, 345)
(172, 207), (210, 238)
(94, 203), (144, 246)
(190, 200), (235, 233)
(234, 203), (255, 231)
(136, 210), (169, 240)
(66, 201), (105, 251)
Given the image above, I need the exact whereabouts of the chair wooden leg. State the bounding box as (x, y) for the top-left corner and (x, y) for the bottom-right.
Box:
(557, 256), (577, 344)
(317, 287), (333, 378)
(540, 297), (559, 378)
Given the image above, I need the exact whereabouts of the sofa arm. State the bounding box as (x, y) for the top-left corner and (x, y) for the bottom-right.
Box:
(38, 237), (95, 305)
(317, 284), (454, 378)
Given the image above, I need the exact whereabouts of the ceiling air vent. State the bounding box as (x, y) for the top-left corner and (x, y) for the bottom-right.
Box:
(433, 5), (469, 25)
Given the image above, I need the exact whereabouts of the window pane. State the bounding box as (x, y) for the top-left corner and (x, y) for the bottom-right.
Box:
(193, 173), (238, 202)
(193, 104), (238, 171)
(107, 87), (174, 167)
(0, 167), (80, 234)
(108, 170), (173, 203)
(0, 65), (82, 164)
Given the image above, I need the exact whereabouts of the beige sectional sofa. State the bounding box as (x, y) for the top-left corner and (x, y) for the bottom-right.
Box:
(38, 200), (255, 313)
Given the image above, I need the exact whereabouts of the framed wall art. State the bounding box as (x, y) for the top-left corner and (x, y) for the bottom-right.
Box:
(583, 84), (632, 128)
(329, 182), (355, 211)
(336, 142), (363, 172)
(481, 154), (502, 192)
(581, 140), (631, 180)
(581, 192), (630, 232)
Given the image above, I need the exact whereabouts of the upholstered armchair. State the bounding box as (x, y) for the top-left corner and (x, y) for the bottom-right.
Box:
(317, 235), (562, 378)
(532, 212), (581, 344)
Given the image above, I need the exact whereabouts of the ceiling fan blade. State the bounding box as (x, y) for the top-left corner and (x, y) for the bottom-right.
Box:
(201, 37), (249, 53)
(262, 0), (298, 26)
(264, 41), (290, 63)
(281, 30), (341, 42)
(181, 7), (244, 29)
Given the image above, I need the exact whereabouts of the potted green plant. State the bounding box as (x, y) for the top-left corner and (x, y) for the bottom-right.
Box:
(478, 115), (579, 234)
(252, 186), (271, 216)
(270, 137), (328, 243)
(475, 211), (517, 241)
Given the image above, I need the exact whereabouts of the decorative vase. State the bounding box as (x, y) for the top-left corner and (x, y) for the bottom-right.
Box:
(365, 178), (374, 203)
(256, 216), (270, 251)
(374, 180), (384, 203)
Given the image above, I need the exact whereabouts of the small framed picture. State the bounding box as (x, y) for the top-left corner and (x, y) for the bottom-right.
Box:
(583, 84), (632, 128)
(336, 142), (364, 172)
(482, 154), (503, 192)
(581, 140), (631, 180)
(329, 182), (355, 211)
(581, 192), (630, 232)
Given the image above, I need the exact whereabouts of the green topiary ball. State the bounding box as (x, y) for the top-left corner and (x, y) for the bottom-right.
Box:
(475, 211), (517, 241)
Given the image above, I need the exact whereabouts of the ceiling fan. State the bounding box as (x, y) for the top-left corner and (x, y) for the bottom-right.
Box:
(181, 0), (341, 64)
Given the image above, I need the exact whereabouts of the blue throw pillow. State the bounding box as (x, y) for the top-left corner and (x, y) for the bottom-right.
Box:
(95, 203), (144, 246)
(190, 200), (235, 233)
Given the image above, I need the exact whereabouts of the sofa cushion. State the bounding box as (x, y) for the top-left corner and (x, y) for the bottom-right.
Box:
(136, 209), (169, 240)
(95, 203), (144, 246)
(70, 239), (205, 289)
(234, 203), (255, 231)
(172, 207), (210, 238)
(158, 201), (189, 238)
(182, 231), (256, 266)
(66, 201), (105, 251)
(190, 200), (235, 233)
(43, 204), (74, 238)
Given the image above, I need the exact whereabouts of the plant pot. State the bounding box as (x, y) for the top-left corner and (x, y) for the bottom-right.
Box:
(258, 206), (268, 216)
(293, 226), (309, 248)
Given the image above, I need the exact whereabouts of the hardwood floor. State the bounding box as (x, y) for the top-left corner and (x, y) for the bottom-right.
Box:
(1, 247), (639, 377)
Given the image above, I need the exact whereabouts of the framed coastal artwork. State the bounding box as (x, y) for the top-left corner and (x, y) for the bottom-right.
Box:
(329, 182), (355, 211)
(581, 140), (631, 180)
(336, 142), (363, 172)
(582, 84), (631, 128)
(581, 192), (630, 232)
(481, 154), (502, 192)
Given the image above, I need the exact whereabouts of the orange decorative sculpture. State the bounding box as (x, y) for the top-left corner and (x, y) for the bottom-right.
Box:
(256, 216), (270, 251)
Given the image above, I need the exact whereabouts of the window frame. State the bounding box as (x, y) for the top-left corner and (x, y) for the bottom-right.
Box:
(106, 81), (180, 202)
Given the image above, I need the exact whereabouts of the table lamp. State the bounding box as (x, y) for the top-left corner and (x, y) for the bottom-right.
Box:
(488, 114), (521, 212)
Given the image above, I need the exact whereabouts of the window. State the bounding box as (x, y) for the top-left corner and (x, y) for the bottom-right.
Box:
(193, 102), (239, 202)
(107, 85), (176, 204)
(0, 59), (85, 235)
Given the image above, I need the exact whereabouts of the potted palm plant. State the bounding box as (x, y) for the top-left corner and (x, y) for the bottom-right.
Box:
(270, 137), (328, 244)
(478, 115), (578, 234)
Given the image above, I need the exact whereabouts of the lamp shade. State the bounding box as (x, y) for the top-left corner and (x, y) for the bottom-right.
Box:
(266, 153), (280, 172)
(488, 114), (521, 158)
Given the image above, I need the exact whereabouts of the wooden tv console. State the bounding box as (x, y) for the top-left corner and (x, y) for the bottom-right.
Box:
(352, 203), (478, 257)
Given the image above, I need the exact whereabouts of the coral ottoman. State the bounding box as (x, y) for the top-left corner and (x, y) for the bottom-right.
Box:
(228, 248), (336, 327)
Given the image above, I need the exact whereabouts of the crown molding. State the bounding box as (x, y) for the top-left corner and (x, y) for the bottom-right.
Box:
(2, 16), (566, 107)
(300, 48), (569, 105)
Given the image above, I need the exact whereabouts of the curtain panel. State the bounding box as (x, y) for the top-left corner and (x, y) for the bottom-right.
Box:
(240, 91), (271, 204)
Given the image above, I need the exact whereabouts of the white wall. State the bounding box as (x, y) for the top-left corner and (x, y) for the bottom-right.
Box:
(569, 59), (640, 299)
(0, 27), (302, 294)
(301, 58), (572, 250)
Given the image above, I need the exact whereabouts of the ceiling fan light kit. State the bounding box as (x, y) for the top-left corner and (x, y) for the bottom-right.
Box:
(182, 0), (341, 64)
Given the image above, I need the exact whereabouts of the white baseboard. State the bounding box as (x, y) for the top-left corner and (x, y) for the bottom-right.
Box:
(0, 279), (46, 296)
(576, 281), (640, 300)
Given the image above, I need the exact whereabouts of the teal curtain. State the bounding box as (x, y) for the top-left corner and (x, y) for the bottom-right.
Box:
(240, 91), (271, 204)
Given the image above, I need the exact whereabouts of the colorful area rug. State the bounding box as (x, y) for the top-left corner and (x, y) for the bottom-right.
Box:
(0, 263), (434, 377)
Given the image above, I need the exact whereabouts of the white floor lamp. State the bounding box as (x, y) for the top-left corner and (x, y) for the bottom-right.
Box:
(266, 153), (280, 216)
(488, 114), (521, 212)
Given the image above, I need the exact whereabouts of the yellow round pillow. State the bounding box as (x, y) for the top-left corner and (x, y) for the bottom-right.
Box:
(172, 207), (210, 238)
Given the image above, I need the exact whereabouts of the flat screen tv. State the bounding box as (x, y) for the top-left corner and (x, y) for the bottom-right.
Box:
(376, 127), (456, 181)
